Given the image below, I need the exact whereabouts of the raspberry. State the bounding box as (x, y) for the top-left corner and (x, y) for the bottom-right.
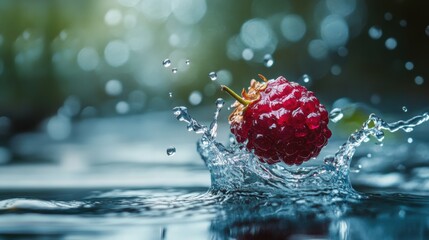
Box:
(222, 75), (331, 165)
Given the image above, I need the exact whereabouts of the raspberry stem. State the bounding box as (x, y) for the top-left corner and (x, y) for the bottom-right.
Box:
(221, 85), (250, 106)
(258, 74), (268, 82)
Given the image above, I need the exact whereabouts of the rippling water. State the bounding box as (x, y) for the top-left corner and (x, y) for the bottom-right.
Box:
(1, 106), (429, 239)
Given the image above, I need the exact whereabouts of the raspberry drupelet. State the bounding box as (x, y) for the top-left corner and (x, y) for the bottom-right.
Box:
(221, 75), (332, 165)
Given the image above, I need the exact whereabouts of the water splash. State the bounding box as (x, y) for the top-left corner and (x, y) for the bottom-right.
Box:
(173, 101), (429, 198)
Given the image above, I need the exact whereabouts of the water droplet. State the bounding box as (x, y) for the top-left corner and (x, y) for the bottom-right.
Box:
(331, 65), (342, 76)
(368, 26), (383, 40)
(375, 130), (384, 141)
(301, 74), (311, 83)
(169, 92), (173, 98)
(46, 115), (71, 140)
(104, 9), (122, 26)
(367, 153), (372, 158)
(187, 124), (193, 132)
(242, 48), (254, 61)
(163, 59), (171, 67)
(116, 101), (130, 114)
(215, 98), (225, 108)
(189, 91), (203, 105)
(426, 25), (429, 37)
(404, 127), (413, 133)
(399, 20), (407, 27)
(414, 76), (424, 85)
(404, 61), (414, 71)
(104, 40), (130, 67)
(308, 39), (328, 59)
(329, 108), (344, 123)
(77, 47), (99, 71)
(105, 79), (123, 96)
(350, 164), (362, 173)
(402, 106), (408, 112)
(263, 54), (274, 67)
(324, 156), (335, 165)
(384, 12), (393, 21)
(172, 68), (178, 74)
(407, 137), (413, 144)
(385, 37), (397, 50)
(185, 59), (190, 65)
(398, 209), (406, 218)
(209, 71), (217, 81)
(166, 146), (176, 156)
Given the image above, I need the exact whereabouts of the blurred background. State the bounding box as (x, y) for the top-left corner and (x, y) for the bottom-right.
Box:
(0, 0), (428, 186)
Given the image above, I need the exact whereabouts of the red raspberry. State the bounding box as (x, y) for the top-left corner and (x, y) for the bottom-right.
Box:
(222, 75), (331, 165)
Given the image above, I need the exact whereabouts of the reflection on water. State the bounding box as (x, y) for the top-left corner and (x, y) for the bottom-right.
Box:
(0, 187), (428, 239)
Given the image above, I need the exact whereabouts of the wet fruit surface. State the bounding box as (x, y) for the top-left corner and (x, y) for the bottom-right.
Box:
(226, 76), (332, 165)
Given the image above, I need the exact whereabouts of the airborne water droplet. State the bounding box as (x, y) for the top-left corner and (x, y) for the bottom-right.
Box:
(375, 130), (385, 141)
(329, 108), (344, 123)
(189, 91), (203, 105)
(402, 106), (408, 112)
(404, 127), (413, 133)
(185, 59), (190, 65)
(384, 12), (393, 21)
(407, 137), (413, 144)
(209, 72), (217, 81)
(368, 26), (383, 40)
(172, 68), (178, 74)
(166, 146), (176, 156)
(169, 92), (173, 98)
(163, 59), (171, 67)
(301, 74), (310, 83)
(215, 98), (225, 108)
(405, 61), (414, 71)
(414, 76), (424, 85)
(263, 54), (274, 67)
(385, 37), (397, 50)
